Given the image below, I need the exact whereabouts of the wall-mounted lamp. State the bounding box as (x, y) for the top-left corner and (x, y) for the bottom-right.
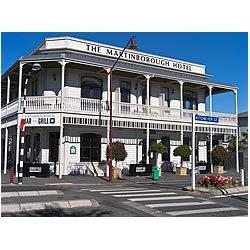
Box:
(171, 89), (175, 95)
(52, 73), (56, 81)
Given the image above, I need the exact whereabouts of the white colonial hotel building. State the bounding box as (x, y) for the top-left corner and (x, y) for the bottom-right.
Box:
(1, 36), (239, 177)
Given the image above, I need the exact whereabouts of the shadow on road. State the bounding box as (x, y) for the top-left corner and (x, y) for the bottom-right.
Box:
(2, 208), (113, 217)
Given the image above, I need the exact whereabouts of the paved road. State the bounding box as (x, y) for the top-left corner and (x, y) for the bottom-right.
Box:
(1, 182), (248, 217)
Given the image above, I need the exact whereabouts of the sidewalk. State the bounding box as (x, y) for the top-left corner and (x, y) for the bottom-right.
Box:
(1, 169), (248, 187)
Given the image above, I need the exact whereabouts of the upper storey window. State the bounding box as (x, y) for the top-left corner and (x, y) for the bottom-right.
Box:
(81, 77), (102, 100)
(121, 81), (131, 103)
(183, 91), (197, 110)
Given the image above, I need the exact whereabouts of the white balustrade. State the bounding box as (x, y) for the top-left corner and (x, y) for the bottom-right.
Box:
(15, 96), (237, 126)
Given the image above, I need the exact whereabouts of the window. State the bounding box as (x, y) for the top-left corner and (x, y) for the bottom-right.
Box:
(24, 134), (31, 162)
(183, 91), (197, 110)
(142, 84), (146, 105)
(161, 137), (170, 161)
(81, 77), (102, 100)
(161, 87), (170, 107)
(33, 133), (40, 162)
(121, 81), (131, 103)
(80, 133), (101, 162)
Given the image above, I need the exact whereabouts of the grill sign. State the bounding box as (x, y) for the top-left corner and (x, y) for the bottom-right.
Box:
(24, 114), (60, 126)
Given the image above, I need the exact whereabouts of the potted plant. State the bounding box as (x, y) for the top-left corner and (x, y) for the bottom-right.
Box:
(212, 145), (228, 174)
(106, 141), (128, 178)
(173, 144), (191, 175)
(149, 142), (168, 176)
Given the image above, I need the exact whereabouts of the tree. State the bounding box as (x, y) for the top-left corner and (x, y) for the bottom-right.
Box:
(150, 142), (168, 166)
(212, 145), (228, 165)
(106, 141), (127, 167)
(173, 145), (191, 166)
(227, 130), (248, 151)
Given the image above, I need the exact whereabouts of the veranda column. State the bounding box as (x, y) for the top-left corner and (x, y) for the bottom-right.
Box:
(59, 60), (67, 179)
(4, 76), (11, 174)
(15, 62), (24, 177)
(104, 67), (111, 177)
(144, 74), (153, 164)
(234, 89), (239, 173)
(178, 80), (184, 145)
(209, 85), (213, 173)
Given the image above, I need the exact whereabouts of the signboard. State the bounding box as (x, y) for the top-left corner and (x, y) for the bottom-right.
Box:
(23, 163), (50, 178)
(195, 115), (219, 123)
(128, 164), (152, 176)
(46, 38), (206, 74)
(70, 146), (76, 154)
(24, 114), (60, 127)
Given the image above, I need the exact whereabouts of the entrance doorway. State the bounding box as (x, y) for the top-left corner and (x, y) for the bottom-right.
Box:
(49, 132), (59, 162)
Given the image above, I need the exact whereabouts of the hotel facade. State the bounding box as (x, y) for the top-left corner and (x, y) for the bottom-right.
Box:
(1, 36), (239, 177)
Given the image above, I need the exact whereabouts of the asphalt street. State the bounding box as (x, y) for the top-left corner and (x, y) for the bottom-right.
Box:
(1, 180), (248, 217)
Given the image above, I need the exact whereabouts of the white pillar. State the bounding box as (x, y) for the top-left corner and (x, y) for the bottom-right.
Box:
(191, 113), (196, 191)
(59, 60), (66, 179)
(179, 80), (184, 144)
(234, 89), (239, 173)
(4, 76), (11, 174)
(104, 68), (111, 176)
(15, 62), (24, 176)
(209, 85), (213, 173)
(144, 74), (153, 164)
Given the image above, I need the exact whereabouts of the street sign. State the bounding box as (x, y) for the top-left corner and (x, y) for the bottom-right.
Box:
(195, 115), (219, 123)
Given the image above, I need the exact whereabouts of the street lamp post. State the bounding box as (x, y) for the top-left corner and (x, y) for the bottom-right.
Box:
(108, 36), (139, 183)
(18, 63), (41, 185)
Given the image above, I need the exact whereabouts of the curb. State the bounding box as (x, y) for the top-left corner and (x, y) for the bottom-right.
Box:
(1, 199), (100, 213)
(183, 186), (248, 195)
(1, 190), (63, 198)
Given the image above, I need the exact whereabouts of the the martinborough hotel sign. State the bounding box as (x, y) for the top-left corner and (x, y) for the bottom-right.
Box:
(44, 37), (206, 75)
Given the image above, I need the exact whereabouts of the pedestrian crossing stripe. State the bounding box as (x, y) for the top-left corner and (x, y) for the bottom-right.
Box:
(129, 196), (194, 202)
(146, 201), (215, 208)
(166, 207), (240, 216)
(113, 192), (176, 197)
(88, 188), (147, 192)
(101, 189), (161, 195)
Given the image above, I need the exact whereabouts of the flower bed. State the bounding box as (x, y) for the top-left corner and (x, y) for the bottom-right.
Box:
(196, 175), (242, 189)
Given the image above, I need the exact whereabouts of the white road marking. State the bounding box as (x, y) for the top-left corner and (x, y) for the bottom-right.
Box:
(146, 201), (215, 208)
(129, 195), (194, 202)
(101, 189), (161, 194)
(88, 188), (147, 192)
(211, 193), (248, 198)
(167, 207), (240, 216)
(113, 192), (176, 197)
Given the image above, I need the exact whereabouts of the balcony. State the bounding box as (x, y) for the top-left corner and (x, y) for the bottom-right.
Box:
(1, 96), (237, 126)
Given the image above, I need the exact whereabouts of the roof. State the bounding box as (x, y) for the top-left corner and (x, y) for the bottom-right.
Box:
(238, 111), (248, 118)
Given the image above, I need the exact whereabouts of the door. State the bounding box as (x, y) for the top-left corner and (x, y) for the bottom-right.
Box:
(49, 132), (59, 162)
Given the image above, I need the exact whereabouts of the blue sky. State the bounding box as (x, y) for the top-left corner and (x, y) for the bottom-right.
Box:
(1, 32), (248, 114)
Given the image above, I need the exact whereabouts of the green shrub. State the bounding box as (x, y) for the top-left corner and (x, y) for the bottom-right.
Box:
(212, 145), (228, 165)
(173, 145), (191, 165)
(106, 141), (127, 167)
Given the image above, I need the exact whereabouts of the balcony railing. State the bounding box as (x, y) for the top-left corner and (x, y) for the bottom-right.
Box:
(1, 96), (236, 126)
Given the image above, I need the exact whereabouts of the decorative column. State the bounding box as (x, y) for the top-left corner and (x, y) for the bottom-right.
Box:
(59, 60), (67, 179)
(4, 76), (11, 174)
(234, 89), (239, 173)
(144, 74), (153, 164)
(209, 85), (213, 173)
(104, 67), (111, 177)
(15, 62), (24, 177)
(178, 80), (184, 145)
